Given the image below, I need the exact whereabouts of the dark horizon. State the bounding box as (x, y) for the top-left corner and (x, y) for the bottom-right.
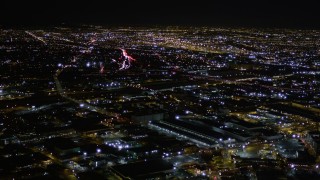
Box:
(1, 0), (320, 29)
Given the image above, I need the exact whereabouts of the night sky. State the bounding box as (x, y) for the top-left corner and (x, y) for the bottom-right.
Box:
(1, 0), (320, 28)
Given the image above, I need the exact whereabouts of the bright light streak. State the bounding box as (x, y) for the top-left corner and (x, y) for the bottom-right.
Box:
(120, 48), (135, 62)
(25, 31), (47, 45)
(118, 48), (136, 70)
(99, 63), (104, 74)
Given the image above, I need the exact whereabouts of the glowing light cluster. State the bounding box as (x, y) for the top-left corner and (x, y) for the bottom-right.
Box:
(119, 48), (136, 70)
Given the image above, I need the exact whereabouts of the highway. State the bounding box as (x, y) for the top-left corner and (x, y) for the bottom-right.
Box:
(25, 31), (47, 45)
